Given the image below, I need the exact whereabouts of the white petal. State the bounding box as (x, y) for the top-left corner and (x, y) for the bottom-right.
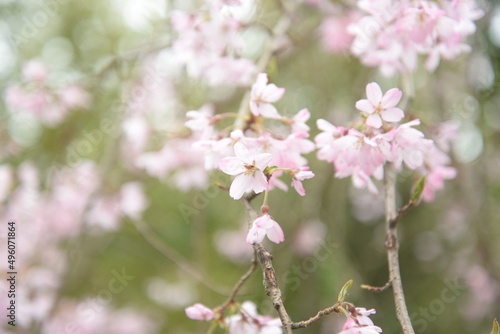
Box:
(355, 99), (375, 113)
(381, 88), (402, 108)
(219, 157), (245, 175)
(381, 107), (404, 122)
(366, 82), (382, 105)
(233, 142), (251, 163)
(251, 171), (268, 194)
(254, 153), (272, 170)
(266, 221), (285, 244)
(366, 114), (382, 129)
(229, 174), (253, 199)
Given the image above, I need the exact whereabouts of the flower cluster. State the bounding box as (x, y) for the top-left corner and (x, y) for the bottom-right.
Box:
(185, 301), (282, 334)
(316, 82), (456, 199)
(320, 0), (483, 76)
(5, 59), (91, 126)
(171, 2), (256, 86)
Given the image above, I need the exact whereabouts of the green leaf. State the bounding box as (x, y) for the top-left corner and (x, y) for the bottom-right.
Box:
(338, 279), (353, 303)
(490, 318), (499, 334)
(410, 176), (427, 205)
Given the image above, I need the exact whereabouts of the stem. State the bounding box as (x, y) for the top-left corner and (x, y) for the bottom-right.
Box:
(384, 165), (415, 334)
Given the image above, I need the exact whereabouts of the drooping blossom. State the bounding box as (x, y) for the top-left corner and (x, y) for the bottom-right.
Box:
(246, 214), (285, 245)
(338, 308), (382, 334)
(185, 303), (215, 321)
(219, 142), (272, 200)
(249, 73), (285, 119)
(226, 301), (282, 333)
(355, 82), (404, 129)
(291, 168), (315, 196)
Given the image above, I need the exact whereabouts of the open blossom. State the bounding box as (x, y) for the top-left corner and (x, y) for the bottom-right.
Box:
(338, 308), (382, 334)
(185, 303), (214, 321)
(220, 142), (272, 200)
(250, 73), (285, 119)
(226, 301), (282, 334)
(355, 82), (404, 129)
(246, 214), (284, 245)
(291, 168), (315, 196)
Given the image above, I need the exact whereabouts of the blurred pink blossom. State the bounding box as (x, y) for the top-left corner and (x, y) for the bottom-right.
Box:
(246, 214), (285, 245)
(185, 303), (215, 321)
(250, 73), (285, 119)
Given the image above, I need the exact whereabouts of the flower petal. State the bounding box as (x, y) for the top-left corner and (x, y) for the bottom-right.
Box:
(266, 221), (285, 244)
(262, 84), (285, 102)
(254, 152), (272, 170)
(219, 157), (245, 175)
(246, 224), (266, 244)
(366, 114), (382, 128)
(251, 171), (268, 194)
(381, 88), (402, 108)
(366, 82), (382, 105)
(355, 99), (375, 114)
(229, 174), (253, 199)
(233, 142), (251, 162)
(258, 103), (281, 119)
(254, 214), (274, 228)
(381, 107), (404, 122)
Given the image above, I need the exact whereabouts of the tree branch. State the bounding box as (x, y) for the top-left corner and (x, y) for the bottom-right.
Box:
(384, 165), (415, 334)
(291, 303), (340, 329)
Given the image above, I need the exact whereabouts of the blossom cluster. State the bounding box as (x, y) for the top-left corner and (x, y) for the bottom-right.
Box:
(171, 1), (256, 86)
(5, 60), (91, 126)
(320, 0), (483, 76)
(338, 307), (382, 334)
(315, 82), (456, 201)
(185, 301), (282, 333)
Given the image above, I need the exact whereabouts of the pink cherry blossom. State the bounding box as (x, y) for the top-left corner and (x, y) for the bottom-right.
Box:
(249, 73), (285, 119)
(185, 303), (215, 321)
(291, 108), (311, 136)
(355, 82), (404, 128)
(185, 104), (215, 139)
(291, 168), (315, 196)
(226, 301), (282, 334)
(246, 214), (285, 244)
(219, 142), (272, 200)
(22, 59), (49, 82)
(338, 308), (382, 334)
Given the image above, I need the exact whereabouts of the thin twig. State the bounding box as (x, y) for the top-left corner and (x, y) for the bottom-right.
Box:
(361, 281), (392, 293)
(216, 251), (259, 312)
(291, 303), (340, 329)
(384, 165), (415, 334)
(130, 218), (229, 296)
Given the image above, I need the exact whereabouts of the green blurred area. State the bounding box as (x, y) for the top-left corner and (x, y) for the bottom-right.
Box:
(1, 0), (500, 333)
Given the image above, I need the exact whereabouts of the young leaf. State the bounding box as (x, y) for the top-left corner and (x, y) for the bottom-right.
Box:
(410, 176), (426, 205)
(490, 318), (499, 334)
(338, 279), (353, 303)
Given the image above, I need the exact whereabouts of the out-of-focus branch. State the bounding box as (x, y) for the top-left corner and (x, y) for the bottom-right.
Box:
(130, 218), (229, 296)
(384, 165), (415, 334)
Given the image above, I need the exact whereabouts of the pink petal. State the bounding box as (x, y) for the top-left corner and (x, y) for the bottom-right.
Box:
(381, 107), (404, 122)
(366, 82), (382, 105)
(246, 225), (266, 244)
(254, 153), (272, 170)
(381, 88), (402, 108)
(291, 178), (305, 196)
(258, 103), (281, 119)
(262, 84), (285, 102)
(266, 221), (285, 244)
(366, 114), (382, 128)
(233, 142), (251, 163)
(355, 99), (375, 114)
(254, 214), (274, 229)
(229, 174), (253, 199)
(294, 108), (310, 122)
(316, 119), (337, 132)
(219, 157), (245, 175)
(251, 171), (268, 194)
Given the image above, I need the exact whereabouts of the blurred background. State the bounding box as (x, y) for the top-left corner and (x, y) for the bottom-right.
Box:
(0, 0), (499, 333)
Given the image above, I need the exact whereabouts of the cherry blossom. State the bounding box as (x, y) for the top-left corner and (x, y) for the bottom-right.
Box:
(338, 308), (382, 334)
(291, 168), (315, 196)
(246, 214), (285, 244)
(249, 73), (285, 119)
(226, 301), (282, 333)
(355, 82), (404, 129)
(185, 303), (215, 321)
(220, 142), (272, 200)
